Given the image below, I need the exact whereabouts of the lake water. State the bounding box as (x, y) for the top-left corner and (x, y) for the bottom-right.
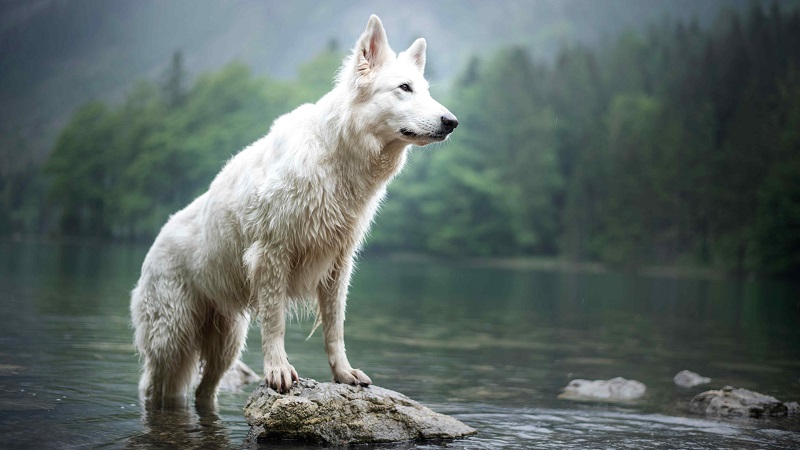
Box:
(0, 241), (798, 449)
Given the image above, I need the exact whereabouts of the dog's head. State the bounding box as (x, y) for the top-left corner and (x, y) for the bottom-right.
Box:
(338, 15), (458, 146)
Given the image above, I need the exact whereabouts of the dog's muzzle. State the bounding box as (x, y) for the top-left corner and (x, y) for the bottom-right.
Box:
(400, 113), (459, 142)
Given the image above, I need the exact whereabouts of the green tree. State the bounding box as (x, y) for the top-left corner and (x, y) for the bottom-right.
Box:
(162, 50), (188, 109)
(112, 81), (171, 238)
(45, 102), (115, 236)
(753, 160), (800, 277)
(596, 93), (663, 264)
(548, 46), (606, 260)
(752, 68), (800, 277)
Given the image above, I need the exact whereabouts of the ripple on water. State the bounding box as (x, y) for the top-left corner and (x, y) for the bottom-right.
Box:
(443, 406), (800, 449)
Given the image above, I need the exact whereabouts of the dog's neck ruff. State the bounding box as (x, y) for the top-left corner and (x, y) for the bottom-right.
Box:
(317, 91), (410, 188)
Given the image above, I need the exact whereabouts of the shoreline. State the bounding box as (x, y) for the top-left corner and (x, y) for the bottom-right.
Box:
(0, 235), (746, 281)
(377, 252), (728, 280)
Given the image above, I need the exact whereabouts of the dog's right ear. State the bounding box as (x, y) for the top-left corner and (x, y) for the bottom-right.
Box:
(354, 15), (392, 77)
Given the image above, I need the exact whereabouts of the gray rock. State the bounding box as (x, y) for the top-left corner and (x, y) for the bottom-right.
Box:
(217, 360), (260, 392)
(673, 370), (711, 388)
(786, 402), (799, 415)
(689, 386), (789, 418)
(243, 378), (477, 445)
(558, 377), (646, 402)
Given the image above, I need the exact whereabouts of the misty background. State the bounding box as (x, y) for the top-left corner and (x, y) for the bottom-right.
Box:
(2, 0), (800, 277)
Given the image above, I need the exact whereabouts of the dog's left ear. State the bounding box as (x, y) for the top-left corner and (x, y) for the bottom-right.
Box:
(402, 38), (427, 74)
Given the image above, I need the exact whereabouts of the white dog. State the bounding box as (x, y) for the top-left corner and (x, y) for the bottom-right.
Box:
(130, 14), (457, 408)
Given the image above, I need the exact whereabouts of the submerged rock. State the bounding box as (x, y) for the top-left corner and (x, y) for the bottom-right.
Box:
(673, 370), (711, 388)
(217, 360), (260, 392)
(243, 378), (476, 445)
(689, 386), (789, 418)
(558, 377), (646, 402)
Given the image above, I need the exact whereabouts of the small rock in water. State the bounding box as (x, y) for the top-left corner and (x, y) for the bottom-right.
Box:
(690, 386), (789, 418)
(786, 402), (799, 415)
(558, 377), (646, 402)
(244, 378), (476, 445)
(216, 360), (260, 392)
(673, 370), (711, 388)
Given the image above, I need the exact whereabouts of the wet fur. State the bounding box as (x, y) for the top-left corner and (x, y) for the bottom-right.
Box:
(130, 15), (456, 408)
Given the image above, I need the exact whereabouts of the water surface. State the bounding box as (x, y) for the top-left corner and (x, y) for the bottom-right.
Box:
(0, 241), (798, 448)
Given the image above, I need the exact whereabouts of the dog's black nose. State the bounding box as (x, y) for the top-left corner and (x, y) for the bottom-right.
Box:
(441, 113), (459, 133)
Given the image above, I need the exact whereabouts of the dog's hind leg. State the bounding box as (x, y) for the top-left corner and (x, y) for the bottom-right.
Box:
(195, 307), (249, 407)
(132, 276), (200, 409)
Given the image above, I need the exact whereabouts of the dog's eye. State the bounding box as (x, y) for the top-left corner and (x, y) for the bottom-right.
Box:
(398, 83), (412, 93)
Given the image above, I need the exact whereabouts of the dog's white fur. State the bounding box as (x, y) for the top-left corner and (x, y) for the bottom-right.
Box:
(130, 15), (457, 408)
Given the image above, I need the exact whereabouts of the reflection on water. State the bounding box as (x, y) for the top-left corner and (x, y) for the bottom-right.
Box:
(0, 241), (798, 448)
(126, 407), (231, 449)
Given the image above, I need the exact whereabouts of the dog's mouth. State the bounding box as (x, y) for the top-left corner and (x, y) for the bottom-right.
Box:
(399, 128), (450, 143)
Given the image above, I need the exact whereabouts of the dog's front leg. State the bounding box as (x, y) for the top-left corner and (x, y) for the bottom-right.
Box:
(258, 291), (299, 393)
(246, 243), (299, 393)
(317, 255), (372, 386)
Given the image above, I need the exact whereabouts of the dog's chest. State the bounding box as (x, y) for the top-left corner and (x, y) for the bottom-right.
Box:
(276, 177), (376, 295)
(258, 171), (375, 250)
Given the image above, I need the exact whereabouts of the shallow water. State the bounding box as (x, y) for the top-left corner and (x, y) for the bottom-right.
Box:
(0, 241), (798, 449)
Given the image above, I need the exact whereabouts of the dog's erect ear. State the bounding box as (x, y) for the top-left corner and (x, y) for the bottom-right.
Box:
(402, 38), (427, 74)
(355, 15), (391, 76)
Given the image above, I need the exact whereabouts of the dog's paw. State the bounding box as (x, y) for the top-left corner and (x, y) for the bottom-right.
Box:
(333, 368), (372, 387)
(264, 363), (299, 394)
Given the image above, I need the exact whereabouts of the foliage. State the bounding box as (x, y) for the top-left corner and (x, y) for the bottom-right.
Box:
(42, 48), (342, 240)
(379, 3), (800, 276)
(8, 4), (800, 277)
(373, 48), (563, 257)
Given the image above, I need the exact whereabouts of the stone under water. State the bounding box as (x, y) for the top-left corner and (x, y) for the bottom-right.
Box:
(673, 370), (712, 388)
(243, 378), (477, 445)
(558, 377), (647, 402)
(217, 360), (260, 392)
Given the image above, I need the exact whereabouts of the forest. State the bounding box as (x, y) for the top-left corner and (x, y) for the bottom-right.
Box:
(3, 4), (799, 277)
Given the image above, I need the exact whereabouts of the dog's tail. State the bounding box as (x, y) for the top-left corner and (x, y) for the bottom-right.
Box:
(305, 305), (322, 341)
